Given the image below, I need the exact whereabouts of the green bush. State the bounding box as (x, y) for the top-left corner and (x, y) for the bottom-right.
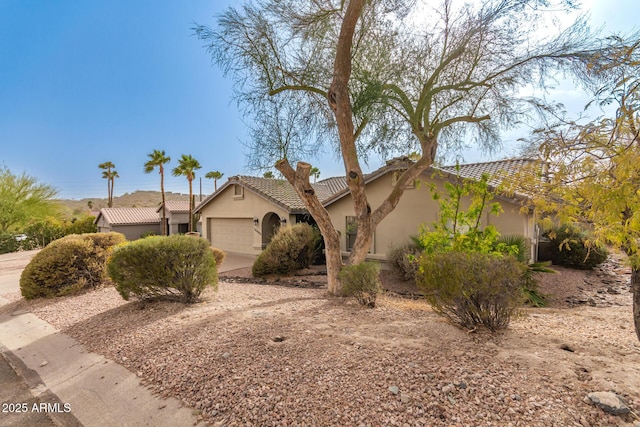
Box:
(339, 262), (382, 308)
(388, 240), (422, 281)
(0, 232), (20, 254)
(417, 251), (526, 331)
(107, 235), (217, 303)
(252, 223), (320, 277)
(19, 232), (126, 299)
(545, 224), (608, 270)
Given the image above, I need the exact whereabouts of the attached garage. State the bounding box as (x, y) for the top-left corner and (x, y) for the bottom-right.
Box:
(207, 218), (254, 253)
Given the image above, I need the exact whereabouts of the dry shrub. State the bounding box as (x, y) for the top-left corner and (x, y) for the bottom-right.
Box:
(210, 247), (226, 266)
(20, 232), (126, 299)
(417, 251), (525, 331)
(339, 262), (382, 308)
(388, 240), (422, 281)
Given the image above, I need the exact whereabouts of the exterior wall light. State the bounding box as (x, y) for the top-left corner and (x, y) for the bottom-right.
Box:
(253, 217), (259, 226)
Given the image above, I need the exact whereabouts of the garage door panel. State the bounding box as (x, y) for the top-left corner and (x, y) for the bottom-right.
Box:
(208, 218), (253, 253)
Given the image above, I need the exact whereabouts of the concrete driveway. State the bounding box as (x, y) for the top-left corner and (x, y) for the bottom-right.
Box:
(218, 251), (256, 273)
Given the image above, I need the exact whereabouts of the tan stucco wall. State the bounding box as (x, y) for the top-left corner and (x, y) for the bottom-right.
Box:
(198, 184), (290, 255)
(326, 171), (534, 260)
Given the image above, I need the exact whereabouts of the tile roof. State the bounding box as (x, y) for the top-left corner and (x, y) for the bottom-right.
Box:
(157, 201), (191, 213)
(234, 176), (346, 211)
(97, 208), (160, 225)
(316, 176), (348, 195)
(436, 157), (538, 188)
(195, 157), (535, 213)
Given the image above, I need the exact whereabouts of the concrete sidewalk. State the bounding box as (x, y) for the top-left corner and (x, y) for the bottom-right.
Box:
(0, 279), (202, 426)
(0, 250), (256, 426)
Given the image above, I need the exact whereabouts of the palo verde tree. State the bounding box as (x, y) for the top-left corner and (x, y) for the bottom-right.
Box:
(172, 154), (202, 233)
(98, 161), (119, 208)
(0, 167), (59, 233)
(517, 37), (640, 341)
(196, 0), (633, 294)
(144, 150), (171, 236)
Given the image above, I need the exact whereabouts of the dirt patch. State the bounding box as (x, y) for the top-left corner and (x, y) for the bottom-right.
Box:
(2, 250), (640, 426)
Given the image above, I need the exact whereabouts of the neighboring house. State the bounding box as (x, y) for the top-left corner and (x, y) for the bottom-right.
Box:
(194, 158), (539, 261)
(194, 176), (348, 253)
(94, 208), (161, 240)
(157, 201), (192, 235)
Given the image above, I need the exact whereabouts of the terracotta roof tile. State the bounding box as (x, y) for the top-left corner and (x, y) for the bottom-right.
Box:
(98, 208), (160, 225)
(235, 176), (345, 210)
(437, 158), (538, 188)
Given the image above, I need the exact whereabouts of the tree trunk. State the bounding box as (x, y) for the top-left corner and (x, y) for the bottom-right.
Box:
(188, 179), (193, 233)
(276, 160), (343, 294)
(633, 266), (640, 342)
(160, 170), (167, 236)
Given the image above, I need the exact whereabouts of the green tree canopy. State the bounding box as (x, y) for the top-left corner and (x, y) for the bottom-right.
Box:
(205, 170), (224, 191)
(196, 0), (636, 293)
(0, 167), (59, 233)
(516, 38), (640, 340)
(99, 161), (119, 208)
(173, 154), (202, 233)
(145, 150), (171, 235)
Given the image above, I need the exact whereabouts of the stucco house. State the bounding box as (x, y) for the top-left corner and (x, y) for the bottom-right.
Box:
(195, 157), (538, 262)
(157, 201), (193, 235)
(194, 175), (347, 253)
(94, 208), (161, 240)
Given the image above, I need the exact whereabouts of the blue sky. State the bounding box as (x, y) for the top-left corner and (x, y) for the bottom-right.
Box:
(0, 1), (636, 200)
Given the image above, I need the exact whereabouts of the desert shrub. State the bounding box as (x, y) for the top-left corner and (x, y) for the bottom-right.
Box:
(140, 230), (157, 238)
(388, 239), (422, 281)
(19, 232), (125, 299)
(210, 247), (226, 266)
(339, 262), (382, 308)
(65, 214), (98, 235)
(0, 232), (20, 254)
(252, 223), (320, 277)
(417, 251), (526, 331)
(107, 235), (217, 303)
(545, 224), (608, 270)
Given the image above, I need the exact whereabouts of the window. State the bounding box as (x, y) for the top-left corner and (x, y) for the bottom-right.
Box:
(345, 216), (374, 253)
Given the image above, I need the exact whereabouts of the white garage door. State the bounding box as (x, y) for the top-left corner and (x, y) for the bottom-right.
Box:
(208, 218), (254, 253)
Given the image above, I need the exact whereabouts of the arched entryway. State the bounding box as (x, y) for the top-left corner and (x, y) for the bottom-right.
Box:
(261, 212), (282, 248)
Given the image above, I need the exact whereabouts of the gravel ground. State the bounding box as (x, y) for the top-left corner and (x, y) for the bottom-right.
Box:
(1, 251), (640, 426)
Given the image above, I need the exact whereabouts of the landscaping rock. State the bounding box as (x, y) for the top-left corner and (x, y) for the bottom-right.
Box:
(585, 392), (630, 416)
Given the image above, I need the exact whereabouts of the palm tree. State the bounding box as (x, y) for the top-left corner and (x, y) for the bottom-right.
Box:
(99, 161), (119, 207)
(263, 171), (274, 179)
(172, 154), (202, 232)
(310, 167), (320, 183)
(205, 171), (224, 191)
(144, 150), (171, 235)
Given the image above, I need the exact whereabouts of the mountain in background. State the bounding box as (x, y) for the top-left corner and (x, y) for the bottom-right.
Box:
(56, 190), (203, 216)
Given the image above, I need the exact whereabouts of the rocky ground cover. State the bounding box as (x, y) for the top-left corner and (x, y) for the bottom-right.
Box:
(1, 251), (639, 426)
